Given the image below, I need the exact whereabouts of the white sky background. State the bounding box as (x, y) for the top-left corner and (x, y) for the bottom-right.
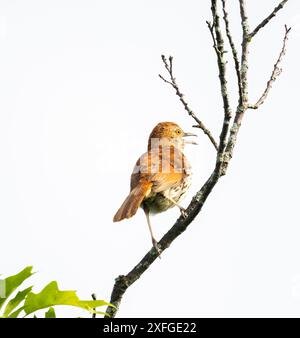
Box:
(0, 0), (300, 318)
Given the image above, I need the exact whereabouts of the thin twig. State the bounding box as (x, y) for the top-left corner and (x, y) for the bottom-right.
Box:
(206, 21), (220, 56)
(221, 0), (243, 101)
(249, 0), (289, 39)
(159, 55), (218, 151)
(209, 0), (232, 159)
(248, 25), (291, 109)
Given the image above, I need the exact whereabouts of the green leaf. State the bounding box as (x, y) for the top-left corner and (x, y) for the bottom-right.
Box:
(78, 300), (112, 310)
(78, 300), (112, 316)
(8, 306), (24, 318)
(23, 281), (111, 316)
(3, 286), (32, 317)
(45, 307), (56, 318)
(0, 266), (34, 310)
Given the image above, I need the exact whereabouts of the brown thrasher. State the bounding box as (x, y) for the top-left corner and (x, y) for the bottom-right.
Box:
(113, 122), (196, 252)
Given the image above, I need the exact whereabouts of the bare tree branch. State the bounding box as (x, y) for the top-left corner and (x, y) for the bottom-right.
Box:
(248, 25), (291, 109)
(220, 0), (251, 174)
(105, 169), (220, 318)
(239, 0), (251, 105)
(159, 55), (218, 151)
(209, 0), (232, 159)
(249, 0), (289, 39)
(221, 0), (243, 101)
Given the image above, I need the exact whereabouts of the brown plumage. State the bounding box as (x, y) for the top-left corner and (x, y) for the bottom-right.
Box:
(113, 121), (196, 252)
(113, 181), (152, 222)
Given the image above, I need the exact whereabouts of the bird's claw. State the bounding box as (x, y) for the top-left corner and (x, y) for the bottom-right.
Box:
(152, 239), (162, 258)
(180, 207), (188, 219)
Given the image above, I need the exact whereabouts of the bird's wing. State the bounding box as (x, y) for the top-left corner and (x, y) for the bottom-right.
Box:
(131, 147), (185, 193)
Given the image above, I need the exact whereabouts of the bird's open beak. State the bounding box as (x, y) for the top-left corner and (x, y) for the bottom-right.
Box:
(183, 132), (197, 137)
(183, 132), (198, 145)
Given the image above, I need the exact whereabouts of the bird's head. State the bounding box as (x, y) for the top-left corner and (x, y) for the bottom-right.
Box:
(147, 122), (197, 151)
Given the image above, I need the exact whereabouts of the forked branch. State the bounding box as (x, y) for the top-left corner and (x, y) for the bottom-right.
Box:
(249, 0), (288, 39)
(159, 55), (218, 151)
(248, 25), (291, 109)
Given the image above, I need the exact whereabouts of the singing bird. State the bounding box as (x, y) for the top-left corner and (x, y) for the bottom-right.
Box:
(113, 122), (196, 252)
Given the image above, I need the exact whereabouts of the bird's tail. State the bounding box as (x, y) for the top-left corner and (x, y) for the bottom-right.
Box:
(113, 182), (152, 222)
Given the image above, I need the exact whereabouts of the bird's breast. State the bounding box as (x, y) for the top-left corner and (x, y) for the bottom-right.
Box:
(167, 173), (192, 203)
(143, 172), (192, 214)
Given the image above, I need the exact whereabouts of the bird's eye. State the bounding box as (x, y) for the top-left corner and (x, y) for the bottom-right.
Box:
(176, 129), (181, 134)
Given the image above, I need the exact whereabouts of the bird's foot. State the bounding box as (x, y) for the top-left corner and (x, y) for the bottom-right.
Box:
(179, 207), (188, 219)
(152, 239), (162, 258)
